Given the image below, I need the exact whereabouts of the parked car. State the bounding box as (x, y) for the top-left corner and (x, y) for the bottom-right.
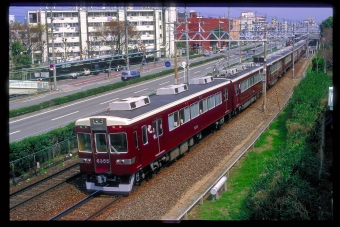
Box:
(69, 72), (79, 79)
(121, 69), (141, 81)
(80, 68), (90, 76)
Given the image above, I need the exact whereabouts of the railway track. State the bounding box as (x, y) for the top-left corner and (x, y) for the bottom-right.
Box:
(49, 191), (117, 220)
(10, 163), (80, 210)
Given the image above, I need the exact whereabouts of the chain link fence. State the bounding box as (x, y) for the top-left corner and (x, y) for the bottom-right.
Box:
(9, 136), (78, 186)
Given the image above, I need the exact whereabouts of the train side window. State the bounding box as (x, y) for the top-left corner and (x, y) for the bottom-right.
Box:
(190, 102), (199, 119)
(95, 133), (107, 152)
(179, 106), (190, 125)
(199, 98), (207, 114)
(208, 95), (215, 110)
(223, 89), (228, 101)
(152, 120), (158, 138)
(77, 133), (92, 152)
(133, 131), (138, 148)
(141, 125), (148, 145)
(168, 111), (179, 131)
(235, 84), (239, 95)
(157, 119), (163, 136)
(216, 91), (222, 105)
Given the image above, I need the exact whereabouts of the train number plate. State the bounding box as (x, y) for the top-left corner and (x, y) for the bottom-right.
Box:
(96, 159), (109, 164)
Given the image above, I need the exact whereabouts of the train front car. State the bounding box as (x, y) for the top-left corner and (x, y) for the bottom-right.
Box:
(76, 115), (138, 195)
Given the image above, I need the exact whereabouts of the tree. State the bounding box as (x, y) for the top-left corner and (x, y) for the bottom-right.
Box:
(10, 40), (32, 67)
(9, 21), (28, 43)
(28, 24), (47, 64)
(94, 19), (141, 56)
(320, 17), (333, 71)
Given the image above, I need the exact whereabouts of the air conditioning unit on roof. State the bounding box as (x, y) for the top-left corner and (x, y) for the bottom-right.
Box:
(156, 84), (188, 95)
(109, 96), (150, 110)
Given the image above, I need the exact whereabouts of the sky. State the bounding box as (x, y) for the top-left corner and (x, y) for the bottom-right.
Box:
(8, 2), (334, 25)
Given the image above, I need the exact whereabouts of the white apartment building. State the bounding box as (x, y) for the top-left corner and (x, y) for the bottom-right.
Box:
(26, 7), (176, 63)
(9, 15), (15, 24)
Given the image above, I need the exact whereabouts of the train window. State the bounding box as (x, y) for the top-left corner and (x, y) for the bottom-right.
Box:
(208, 95), (215, 110)
(77, 133), (92, 152)
(95, 133), (107, 153)
(168, 111), (179, 131)
(142, 125), (148, 145)
(152, 120), (158, 138)
(133, 131), (138, 148)
(179, 107), (190, 125)
(157, 119), (163, 136)
(249, 76), (254, 86)
(109, 133), (127, 153)
(190, 102), (199, 119)
(199, 98), (207, 114)
(223, 89), (228, 101)
(216, 92), (222, 105)
(235, 84), (239, 95)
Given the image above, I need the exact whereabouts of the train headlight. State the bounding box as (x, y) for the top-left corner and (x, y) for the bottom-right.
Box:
(79, 158), (91, 163)
(116, 159), (125, 164)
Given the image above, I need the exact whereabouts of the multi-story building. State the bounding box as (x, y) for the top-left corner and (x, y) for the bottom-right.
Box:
(26, 7), (177, 63)
(9, 15), (15, 24)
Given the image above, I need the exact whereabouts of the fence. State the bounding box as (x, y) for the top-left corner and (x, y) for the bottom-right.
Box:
(9, 136), (78, 185)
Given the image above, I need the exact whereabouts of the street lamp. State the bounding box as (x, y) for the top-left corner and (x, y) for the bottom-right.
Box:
(48, 7), (57, 90)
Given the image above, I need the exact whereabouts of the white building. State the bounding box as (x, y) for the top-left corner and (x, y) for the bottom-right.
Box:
(9, 15), (15, 24)
(26, 7), (177, 63)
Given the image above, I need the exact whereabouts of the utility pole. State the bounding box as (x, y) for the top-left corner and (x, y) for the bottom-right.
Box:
(262, 25), (267, 114)
(124, 7), (129, 70)
(168, 9), (171, 59)
(166, 19), (179, 84)
(239, 18), (242, 63)
(174, 33), (178, 85)
(227, 7), (230, 68)
(50, 8), (57, 90)
(185, 8), (189, 84)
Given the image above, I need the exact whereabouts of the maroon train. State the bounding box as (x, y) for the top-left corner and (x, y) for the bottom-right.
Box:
(75, 40), (307, 195)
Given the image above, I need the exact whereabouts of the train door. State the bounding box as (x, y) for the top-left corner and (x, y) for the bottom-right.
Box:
(223, 88), (228, 112)
(152, 118), (165, 154)
(90, 118), (110, 173)
(234, 83), (239, 109)
(93, 132), (111, 173)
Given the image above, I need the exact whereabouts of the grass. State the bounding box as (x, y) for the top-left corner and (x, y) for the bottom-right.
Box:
(189, 109), (290, 220)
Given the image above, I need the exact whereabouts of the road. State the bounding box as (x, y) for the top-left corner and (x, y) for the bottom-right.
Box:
(9, 41), (282, 142)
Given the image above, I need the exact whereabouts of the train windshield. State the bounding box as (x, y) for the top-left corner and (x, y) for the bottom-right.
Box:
(109, 133), (128, 153)
(77, 133), (92, 152)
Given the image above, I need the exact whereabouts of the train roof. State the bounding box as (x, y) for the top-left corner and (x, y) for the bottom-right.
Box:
(76, 77), (232, 126)
(75, 41), (307, 126)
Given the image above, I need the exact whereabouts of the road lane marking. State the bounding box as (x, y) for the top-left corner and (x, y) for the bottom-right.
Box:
(9, 130), (20, 135)
(51, 111), (79, 121)
(159, 81), (170, 85)
(100, 98), (118, 105)
(134, 88), (149, 94)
